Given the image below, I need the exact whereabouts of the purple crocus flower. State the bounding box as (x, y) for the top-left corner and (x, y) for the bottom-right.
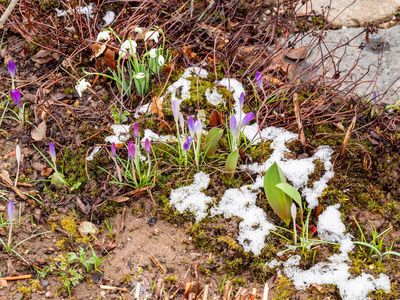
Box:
(111, 143), (116, 157)
(49, 142), (56, 164)
(183, 136), (194, 151)
(188, 117), (195, 136)
(10, 89), (21, 109)
(7, 200), (14, 222)
(239, 92), (245, 109)
(230, 115), (237, 138)
(8, 61), (15, 78)
(194, 119), (202, 139)
(255, 71), (263, 90)
(128, 142), (135, 159)
(145, 138), (151, 154)
(373, 91), (377, 104)
(240, 112), (254, 129)
(172, 100), (179, 123)
(133, 123), (139, 138)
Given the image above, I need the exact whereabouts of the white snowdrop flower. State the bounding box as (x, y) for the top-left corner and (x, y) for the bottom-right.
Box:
(148, 48), (157, 58)
(144, 30), (159, 43)
(96, 30), (111, 42)
(119, 39), (137, 57)
(75, 79), (91, 97)
(134, 72), (145, 79)
(134, 27), (143, 34)
(158, 55), (165, 66)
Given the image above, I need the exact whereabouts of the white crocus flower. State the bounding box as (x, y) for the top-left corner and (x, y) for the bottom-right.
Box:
(119, 39), (137, 57)
(134, 27), (143, 34)
(75, 79), (91, 97)
(148, 48), (157, 58)
(134, 73), (145, 79)
(96, 30), (111, 42)
(158, 55), (165, 66)
(144, 30), (159, 43)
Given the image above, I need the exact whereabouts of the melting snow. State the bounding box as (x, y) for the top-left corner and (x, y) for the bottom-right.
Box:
(104, 124), (131, 144)
(102, 11), (115, 27)
(56, 3), (94, 18)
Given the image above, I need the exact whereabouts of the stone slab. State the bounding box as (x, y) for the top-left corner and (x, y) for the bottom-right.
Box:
(290, 26), (400, 105)
(296, 0), (400, 28)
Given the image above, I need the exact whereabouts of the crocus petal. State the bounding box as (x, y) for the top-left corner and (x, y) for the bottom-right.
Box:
(10, 89), (21, 108)
(111, 143), (116, 157)
(230, 115), (237, 137)
(49, 142), (56, 164)
(128, 142), (135, 159)
(8, 61), (15, 78)
(239, 92), (244, 109)
(145, 138), (151, 154)
(291, 203), (297, 220)
(194, 119), (202, 139)
(183, 136), (194, 151)
(187, 117), (195, 136)
(172, 100), (179, 123)
(255, 71), (263, 89)
(240, 112), (254, 129)
(133, 123), (139, 138)
(7, 200), (14, 222)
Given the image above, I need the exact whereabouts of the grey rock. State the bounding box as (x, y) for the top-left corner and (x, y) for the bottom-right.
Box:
(296, 0), (400, 27)
(290, 26), (400, 105)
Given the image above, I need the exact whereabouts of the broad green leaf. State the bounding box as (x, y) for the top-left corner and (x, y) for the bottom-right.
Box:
(264, 162), (292, 225)
(225, 150), (239, 173)
(275, 182), (303, 222)
(204, 128), (223, 157)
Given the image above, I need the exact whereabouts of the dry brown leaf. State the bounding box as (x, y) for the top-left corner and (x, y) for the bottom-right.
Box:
(31, 49), (55, 64)
(210, 109), (222, 127)
(50, 92), (66, 101)
(286, 46), (308, 60)
(31, 121), (47, 141)
(91, 42), (107, 59)
(150, 97), (164, 118)
(162, 60), (175, 74)
(42, 166), (53, 177)
(105, 49), (116, 70)
(109, 196), (130, 203)
(0, 279), (8, 287)
(182, 45), (197, 61)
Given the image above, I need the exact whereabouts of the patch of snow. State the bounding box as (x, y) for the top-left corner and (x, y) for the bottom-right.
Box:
(211, 184), (276, 254)
(56, 3), (94, 18)
(273, 205), (391, 300)
(102, 11), (115, 27)
(170, 172), (213, 221)
(205, 87), (225, 106)
(217, 78), (245, 122)
(105, 124), (131, 144)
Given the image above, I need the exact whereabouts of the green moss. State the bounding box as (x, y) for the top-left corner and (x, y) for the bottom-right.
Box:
(273, 276), (294, 299)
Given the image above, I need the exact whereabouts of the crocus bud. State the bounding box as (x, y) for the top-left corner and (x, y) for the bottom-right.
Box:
(240, 112), (254, 130)
(145, 138), (151, 154)
(188, 117), (195, 136)
(8, 61), (15, 78)
(111, 143), (116, 157)
(239, 92), (244, 110)
(179, 113), (185, 134)
(172, 100), (179, 123)
(230, 115), (237, 138)
(255, 71), (263, 90)
(49, 142), (56, 165)
(133, 123), (139, 138)
(16, 145), (21, 164)
(291, 203), (297, 220)
(194, 119), (202, 139)
(128, 142), (135, 159)
(7, 200), (14, 222)
(183, 136), (194, 151)
(373, 91), (377, 104)
(10, 89), (21, 109)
